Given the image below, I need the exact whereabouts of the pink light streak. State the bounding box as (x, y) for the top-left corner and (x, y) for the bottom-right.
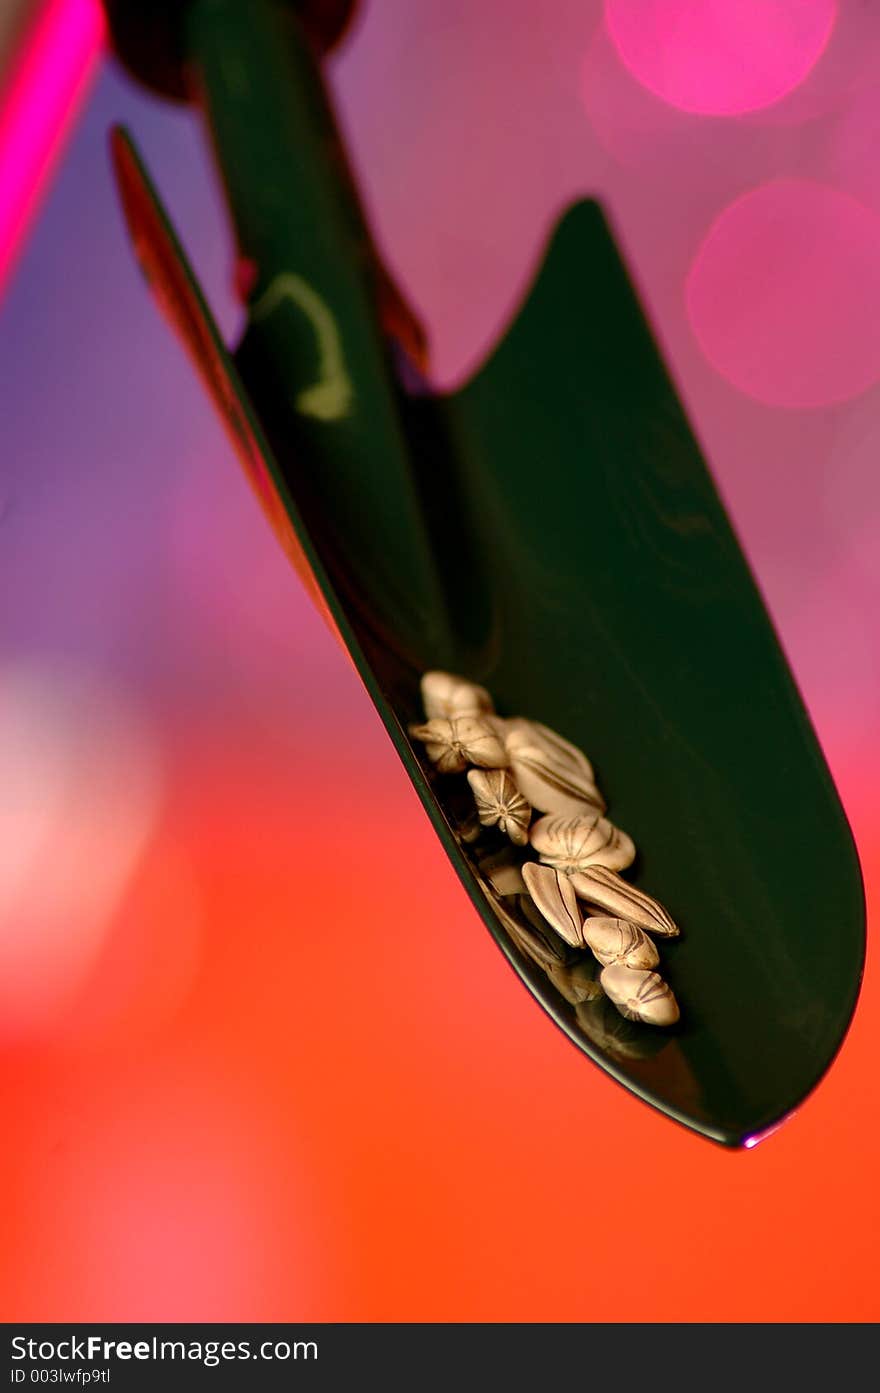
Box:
(0, 0), (105, 299)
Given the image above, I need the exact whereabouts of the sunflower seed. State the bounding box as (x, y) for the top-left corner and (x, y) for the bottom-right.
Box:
(505, 718), (605, 816)
(522, 861), (585, 948)
(474, 844), (528, 897)
(529, 812), (635, 875)
(420, 670), (494, 720)
(409, 715), (507, 774)
(574, 996), (664, 1060)
(516, 894), (580, 963)
(413, 670), (684, 1027)
(493, 895), (574, 968)
(568, 865), (679, 938)
(581, 917), (659, 970)
(545, 960), (604, 1006)
(600, 964), (680, 1026)
(467, 768), (531, 846)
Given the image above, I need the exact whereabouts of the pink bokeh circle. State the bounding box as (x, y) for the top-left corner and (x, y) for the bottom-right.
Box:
(604, 1), (837, 116)
(685, 178), (880, 409)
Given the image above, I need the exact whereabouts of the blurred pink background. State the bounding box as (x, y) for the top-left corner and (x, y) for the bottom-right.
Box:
(1, 0), (878, 1320)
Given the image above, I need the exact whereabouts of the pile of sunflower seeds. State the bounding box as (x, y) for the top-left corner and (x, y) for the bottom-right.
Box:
(410, 671), (680, 1027)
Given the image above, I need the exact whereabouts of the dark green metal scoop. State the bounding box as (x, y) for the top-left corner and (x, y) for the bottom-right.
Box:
(105, 0), (865, 1146)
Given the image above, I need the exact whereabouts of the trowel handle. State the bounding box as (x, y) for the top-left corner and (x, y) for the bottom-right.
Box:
(104, 0), (425, 365)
